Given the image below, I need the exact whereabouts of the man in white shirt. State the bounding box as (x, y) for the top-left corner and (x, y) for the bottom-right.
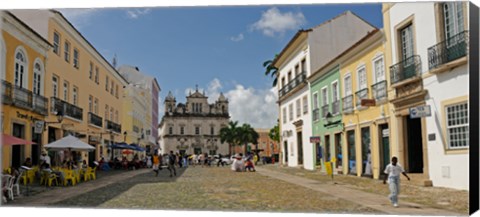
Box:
(383, 156), (410, 207)
(40, 152), (51, 165)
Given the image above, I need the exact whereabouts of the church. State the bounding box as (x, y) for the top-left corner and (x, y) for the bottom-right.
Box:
(158, 87), (230, 156)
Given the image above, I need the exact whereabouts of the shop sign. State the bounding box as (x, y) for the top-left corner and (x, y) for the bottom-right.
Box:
(409, 105), (431, 119)
(310, 136), (321, 143)
(382, 129), (389, 137)
(34, 121), (44, 134)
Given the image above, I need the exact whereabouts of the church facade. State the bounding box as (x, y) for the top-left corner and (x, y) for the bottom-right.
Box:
(158, 88), (230, 156)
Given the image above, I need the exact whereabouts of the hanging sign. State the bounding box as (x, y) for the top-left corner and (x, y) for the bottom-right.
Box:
(34, 121), (44, 134)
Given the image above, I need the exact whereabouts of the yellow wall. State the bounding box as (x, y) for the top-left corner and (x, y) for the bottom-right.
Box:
(340, 37), (392, 179)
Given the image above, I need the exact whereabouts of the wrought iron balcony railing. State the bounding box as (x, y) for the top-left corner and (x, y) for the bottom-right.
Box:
(88, 112), (103, 127)
(106, 119), (121, 133)
(428, 31), (468, 70)
(312, 108), (320, 121)
(279, 72), (306, 97)
(342, 95), (353, 113)
(13, 85), (33, 110)
(33, 94), (48, 115)
(2, 80), (13, 105)
(390, 55), (422, 85)
(50, 97), (83, 120)
(355, 88), (369, 108)
(371, 80), (387, 101)
(332, 100), (340, 115)
(321, 104), (329, 119)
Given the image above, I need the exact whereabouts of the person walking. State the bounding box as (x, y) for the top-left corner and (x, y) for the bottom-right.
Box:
(383, 156), (410, 207)
(152, 153), (160, 177)
(167, 151), (177, 177)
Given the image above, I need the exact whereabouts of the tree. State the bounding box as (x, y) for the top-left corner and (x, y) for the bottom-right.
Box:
(220, 121), (239, 156)
(263, 55), (279, 87)
(269, 121), (280, 143)
(237, 123), (259, 155)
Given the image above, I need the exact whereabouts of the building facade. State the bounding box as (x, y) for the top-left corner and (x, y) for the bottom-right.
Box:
(1, 11), (50, 168)
(159, 89), (230, 155)
(383, 2), (469, 190)
(12, 10), (128, 165)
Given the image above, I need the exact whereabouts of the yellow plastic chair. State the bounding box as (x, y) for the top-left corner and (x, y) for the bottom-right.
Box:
(41, 171), (58, 187)
(74, 170), (81, 183)
(83, 168), (91, 182)
(86, 167), (97, 180)
(63, 170), (76, 186)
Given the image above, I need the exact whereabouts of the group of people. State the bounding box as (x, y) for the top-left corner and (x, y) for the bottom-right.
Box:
(151, 151), (177, 178)
(231, 152), (256, 172)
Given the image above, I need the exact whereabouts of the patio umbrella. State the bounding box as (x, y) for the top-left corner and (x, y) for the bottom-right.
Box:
(44, 135), (95, 151)
(1, 133), (36, 145)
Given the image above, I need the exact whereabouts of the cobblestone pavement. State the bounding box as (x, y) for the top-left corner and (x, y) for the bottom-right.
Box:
(2, 164), (466, 215)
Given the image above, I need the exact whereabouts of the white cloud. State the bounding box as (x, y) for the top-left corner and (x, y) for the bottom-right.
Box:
(250, 7), (306, 37)
(230, 33), (244, 42)
(126, 8), (151, 19)
(58, 8), (99, 29)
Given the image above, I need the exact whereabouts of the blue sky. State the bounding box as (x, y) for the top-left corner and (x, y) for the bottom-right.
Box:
(58, 3), (383, 128)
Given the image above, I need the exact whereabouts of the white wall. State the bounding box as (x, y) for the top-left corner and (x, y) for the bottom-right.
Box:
(424, 65), (469, 190)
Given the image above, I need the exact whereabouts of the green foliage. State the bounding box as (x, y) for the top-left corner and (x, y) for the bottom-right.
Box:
(269, 121), (280, 143)
(263, 55), (279, 87)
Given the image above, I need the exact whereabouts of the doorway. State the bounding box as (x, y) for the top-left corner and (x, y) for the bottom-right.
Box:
(334, 133), (342, 169)
(31, 126), (42, 165)
(347, 130), (356, 174)
(361, 127), (371, 176)
(297, 132), (303, 165)
(315, 142), (321, 166)
(12, 123), (25, 168)
(405, 116), (424, 173)
(379, 124), (390, 179)
(284, 141), (288, 163)
(325, 134), (331, 162)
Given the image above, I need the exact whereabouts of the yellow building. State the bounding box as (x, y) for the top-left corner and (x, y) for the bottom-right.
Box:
(12, 10), (128, 165)
(1, 11), (51, 168)
(339, 29), (392, 179)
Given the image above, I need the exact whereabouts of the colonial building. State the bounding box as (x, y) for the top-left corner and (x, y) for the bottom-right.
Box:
(383, 2), (469, 190)
(158, 88), (230, 155)
(11, 10), (128, 165)
(1, 11), (51, 168)
(274, 11), (376, 170)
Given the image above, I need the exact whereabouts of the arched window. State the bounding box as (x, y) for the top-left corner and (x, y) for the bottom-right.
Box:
(14, 49), (27, 88)
(33, 59), (44, 95)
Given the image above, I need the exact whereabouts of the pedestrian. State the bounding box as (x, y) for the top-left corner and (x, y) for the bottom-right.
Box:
(383, 156), (410, 207)
(146, 155), (152, 168)
(253, 153), (259, 165)
(167, 151), (177, 177)
(199, 153), (205, 167)
(152, 153), (160, 177)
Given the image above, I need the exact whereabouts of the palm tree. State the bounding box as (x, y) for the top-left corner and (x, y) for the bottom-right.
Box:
(237, 123), (259, 155)
(220, 121), (239, 156)
(263, 55), (279, 87)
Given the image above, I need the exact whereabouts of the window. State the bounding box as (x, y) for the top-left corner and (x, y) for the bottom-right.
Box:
(89, 95), (93, 112)
(332, 81), (339, 102)
(195, 127), (200, 135)
(357, 67), (367, 90)
(63, 81), (69, 101)
(313, 92), (319, 110)
(64, 41), (70, 62)
(105, 105), (109, 120)
(400, 24), (414, 60)
(443, 2), (464, 41)
(313, 92), (319, 121)
(288, 71), (292, 82)
(180, 126), (184, 135)
(446, 102), (469, 149)
(301, 59), (306, 73)
(281, 77), (285, 88)
(95, 67), (99, 84)
(110, 108), (114, 121)
(211, 127), (214, 135)
(115, 110), (118, 123)
(111, 81), (114, 94)
(344, 74), (352, 96)
(73, 48), (79, 68)
(115, 85), (119, 98)
(295, 64), (300, 77)
(373, 56), (385, 82)
(52, 76), (58, 97)
(73, 87), (78, 105)
(89, 62), (93, 80)
(321, 87), (328, 106)
(289, 103), (293, 121)
(53, 32), (60, 54)
(94, 98), (98, 114)
(33, 62), (42, 95)
(282, 107), (287, 124)
(14, 49), (26, 88)
(296, 99), (301, 118)
(303, 95), (308, 114)
(169, 127), (173, 135)
(105, 76), (109, 91)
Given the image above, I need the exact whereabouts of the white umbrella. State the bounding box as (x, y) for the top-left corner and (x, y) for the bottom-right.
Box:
(44, 135), (95, 152)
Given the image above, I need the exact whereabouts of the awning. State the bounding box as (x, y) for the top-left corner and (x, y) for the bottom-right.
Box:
(44, 135), (95, 151)
(110, 142), (145, 151)
(1, 134), (36, 146)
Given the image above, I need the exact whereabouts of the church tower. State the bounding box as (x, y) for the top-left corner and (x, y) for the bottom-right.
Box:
(164, 91), (176, 115)
(217, 92), (229, 115)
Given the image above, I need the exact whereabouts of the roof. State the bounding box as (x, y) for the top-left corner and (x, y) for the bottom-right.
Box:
(5, 11), (52, 48)
(271, 29), (310, 67)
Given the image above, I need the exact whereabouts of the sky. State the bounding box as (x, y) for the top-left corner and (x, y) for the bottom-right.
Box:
(54, 3), (384, 129)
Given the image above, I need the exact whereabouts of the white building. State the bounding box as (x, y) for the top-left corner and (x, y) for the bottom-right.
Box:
(383, 2), (469, 190)
(273, 11), (375, 170)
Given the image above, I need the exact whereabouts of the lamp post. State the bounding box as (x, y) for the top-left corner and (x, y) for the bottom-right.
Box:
(43, 110), (64, 131)
(123, 131), (127, 142)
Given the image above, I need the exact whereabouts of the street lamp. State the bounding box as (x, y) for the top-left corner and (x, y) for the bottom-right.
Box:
(44, 110), (64, 131)
(123, 131), (127, 142)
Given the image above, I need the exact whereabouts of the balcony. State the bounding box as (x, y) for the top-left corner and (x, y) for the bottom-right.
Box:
(106, 119), (121, 133)
(428, 31), (468, 70)
(342, 95), (353, 113)
(372, 80), (387, 102)
(51, 97), (83, 120)
(88, 112), (103, 128)
(332, 100), (340, 115)
(321, 104), (329, 119)
(355, 88), (369, 108)
(390, 55), (421, 85)
(2, 80), (13, 105)
(312, 108), (320, 121)
(33, 94), (48, 115)
(13, 85), (33, 110)
(279, 72), (306, 98)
